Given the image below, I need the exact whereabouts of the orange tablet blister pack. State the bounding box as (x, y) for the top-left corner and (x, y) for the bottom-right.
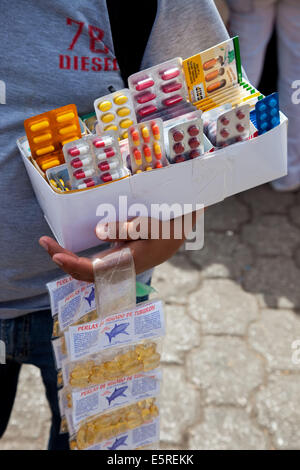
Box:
(24, 104), (81, 171)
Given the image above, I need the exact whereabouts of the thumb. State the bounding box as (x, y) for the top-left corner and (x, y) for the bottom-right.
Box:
(95, 217), (152, 242)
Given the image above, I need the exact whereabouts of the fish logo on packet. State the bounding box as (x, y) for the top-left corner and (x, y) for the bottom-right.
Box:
(84, 287), (95, 307)
(105, 322), (130, 343)
(106, 385), (128, 405)
(107, 435), (128, 450)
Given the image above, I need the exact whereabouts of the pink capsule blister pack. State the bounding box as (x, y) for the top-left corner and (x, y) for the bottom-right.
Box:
(63, 132), (128, 190)
(207, 104), (250, 148)
(128, 118), (169, 174)
(167, 117), (204, 164)
(128, 57), (189, 122)
(94, 89), (137, 141)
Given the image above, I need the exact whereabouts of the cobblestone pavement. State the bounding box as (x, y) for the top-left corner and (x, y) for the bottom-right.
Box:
(1, 184), (300, 450)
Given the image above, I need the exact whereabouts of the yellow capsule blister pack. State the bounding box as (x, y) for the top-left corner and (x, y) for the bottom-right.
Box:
(65, 340), (162, 389)
(94, 88), (137, 140)
(24, 104), (81, 171)
(74, 397), (159, 450)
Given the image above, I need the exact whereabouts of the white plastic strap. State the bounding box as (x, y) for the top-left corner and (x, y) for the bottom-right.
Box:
(92, 247), (136, 320)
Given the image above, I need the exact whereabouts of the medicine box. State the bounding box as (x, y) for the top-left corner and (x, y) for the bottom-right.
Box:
(17, 112), (287, 253)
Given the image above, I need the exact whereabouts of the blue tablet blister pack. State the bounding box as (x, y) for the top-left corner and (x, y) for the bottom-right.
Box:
(255, 92), (280, 135)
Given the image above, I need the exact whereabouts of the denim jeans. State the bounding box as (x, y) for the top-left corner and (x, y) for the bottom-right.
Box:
(0, 290), (150, 450)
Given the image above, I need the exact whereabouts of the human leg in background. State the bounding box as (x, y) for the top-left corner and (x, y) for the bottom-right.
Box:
(26, 309), (70, 450)
(226, 0), (276, 86)
(0, 311), (69, 450)
(271, 0), (300, 191)
(0, 358), (21, 438)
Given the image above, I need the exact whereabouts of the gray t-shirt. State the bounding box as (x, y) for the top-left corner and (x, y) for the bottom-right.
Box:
(0, 0), (228, 319)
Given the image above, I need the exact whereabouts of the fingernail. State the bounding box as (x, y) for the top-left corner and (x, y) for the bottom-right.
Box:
(39, 239), (49, 252)
(53, 257), (63, 267)
(96, 224), (109, 240)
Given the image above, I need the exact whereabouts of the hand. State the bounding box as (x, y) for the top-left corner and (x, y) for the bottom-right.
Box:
(39, 214), (200, 282)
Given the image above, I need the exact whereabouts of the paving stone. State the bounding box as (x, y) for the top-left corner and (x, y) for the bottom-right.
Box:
(188, 407), (269, 450)
(204, 196), (250, 232)
(255, 373), (300, 449)
(186, 231), (253, 281)
(159, 442), (185, 450)
(241, 215), (300, 257)
(0, 365), (51, 450)
(187, 279), (258, 335)
(152, 253), (201, 304)
(239, 184), (295, 216)
(186, 337), (265, 406)
(248, 309), (300, 371)
(289, 204), (300, 229)
(162, 304), (201, 364)
(243, 257), (300, 309)
(160, 366), (201, 444)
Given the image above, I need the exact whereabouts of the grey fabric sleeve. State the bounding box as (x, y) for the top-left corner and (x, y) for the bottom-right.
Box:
(141, 0), (230, 68)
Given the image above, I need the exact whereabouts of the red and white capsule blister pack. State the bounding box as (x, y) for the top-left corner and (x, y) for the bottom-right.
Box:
(128, 119), (169, 174)
(63, 132), (128, 190)
(128, 57), (189, 122)
(167, 117), (204, 164)
(94, 89), (137, 141)
(206, 104), (250, 147)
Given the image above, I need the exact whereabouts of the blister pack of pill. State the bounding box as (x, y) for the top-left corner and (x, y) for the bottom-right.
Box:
(63, 132), (128, 190)
(205, 104), (250, 147)
(128, 57), (189, 122)
(24, 104), (81, 171)
(94, 89), (137, 140)
(255, 92), (280, 135)
(46, 164), (71, 192)
(73, 397), (160, 450)
(128, 119), (168, 174)
(139, 100), (197, 123)
(167, 117), (204, 163)
(69, 368), (161, 431)
(63, 340), (162, 390)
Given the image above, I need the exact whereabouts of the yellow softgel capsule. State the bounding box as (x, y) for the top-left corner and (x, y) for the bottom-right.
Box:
(145, 166), (152, 171)
(101, 113), (115, 123)
(58, 124), (78, 135)
(61, 136), (80, 146)
(120, 118), (133, 129)
(56, 112), (75, 123)
(141, 126), (150, 141)
(77, 427), (88, 450)
(30, 119), (49, 132)
(143, 352), (161, 371)
(117, 107), (130, 117)
(125, 362), (144, 375)
(98, 100), (112, 112)
(153, 142), (161, 156)
(150, 404), (159, 417)
(122, 131), (128, 139)
(70, 377), (89, 388)
(36, 145), (55, 156)
(116, 422), (127, 435)
(104, 124), (118, 132)
(40, 158), (60, 170)
(114, 94), (128, 105)
(33, 132), (52, 144)
(141, 408), (151, 421)
(126, 412), (143, 429)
